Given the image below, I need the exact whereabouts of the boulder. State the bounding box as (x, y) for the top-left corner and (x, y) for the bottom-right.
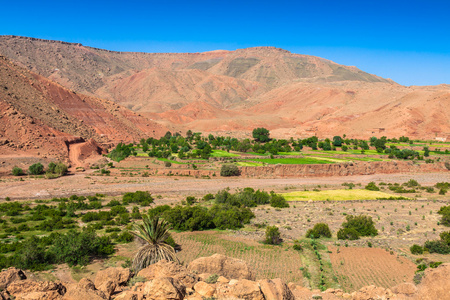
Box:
(137, 260), (198, 289)
(112, 290), (145, 300)
(188, 254), (256, 280)
(0, 267), (27, 289)
(96, 280), (117, 299)
(391, 282), (417, 295)
(94, 267), (131, 288)
(142, 277), (186, 300)
(63, 278), (106, 300)
(216, 279), (263, 300)
(258, 278), (295, 300)
(7, 279), (66, 300)
(351, 285), (394, 300)
(193, 281), (215, 298)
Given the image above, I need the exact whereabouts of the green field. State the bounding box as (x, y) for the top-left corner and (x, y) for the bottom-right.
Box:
(249, 157), (334, 165)
(236, 162), (264, 167)
(282, 189), (408, 201)
(210, 150), (240, 157)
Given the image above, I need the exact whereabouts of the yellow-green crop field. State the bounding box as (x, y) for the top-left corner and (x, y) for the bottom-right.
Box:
(282, 189), (409, 201)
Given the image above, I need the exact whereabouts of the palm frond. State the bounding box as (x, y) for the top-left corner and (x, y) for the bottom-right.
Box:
(131, 215), (179, 272)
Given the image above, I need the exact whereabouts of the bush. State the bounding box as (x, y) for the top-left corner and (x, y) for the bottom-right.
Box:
(12, 167), (24, 176)
(365, 182), (380, 191)
(220, 164), (240, 177)
(270, 193), (289, 208)
(123, 191), (154, 206)
(164, 161), (172, 168)
(337, 228), (360, 240)
(306, 223), (332, 239)
(28, 163), (44, 175)
(337, 215), (378, 240)
(424, 240), (450, 254)
(265, 226), (282, 245)
(410, 244), (424, 255)
(439, 188), (447, 195)
(115, 231), (134, 243)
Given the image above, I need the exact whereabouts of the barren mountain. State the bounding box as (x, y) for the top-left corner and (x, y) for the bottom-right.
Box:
(0, 35), (449, 140)
(0, 55), (166, 160)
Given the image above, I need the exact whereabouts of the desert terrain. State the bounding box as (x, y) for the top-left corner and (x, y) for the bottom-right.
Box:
(0, 35), (450, 299)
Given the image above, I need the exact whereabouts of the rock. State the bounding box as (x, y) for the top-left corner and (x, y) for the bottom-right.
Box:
(391, 282), (417, 295)
(193, 281), (215, 298)
(188, 254), (256, 280)
(197, 273), (211, 281)
(216, 279), (263, 300)
(113, 290), (145, 300)
(63, 279), (106, 300)
(0, 267), (27, 289)
(217, 276), (229, 283)
(6, 279), (66, 297)
(352, 285), (393, 300)
(94, 267), (131, 288)
(142, 277), (186, 300)
(415, 263), (450, 300)
(96, 280), (116, 299)
(14, 291), (63, 300)
(137, 260), (198, 289)
(258, 278), (295, 300)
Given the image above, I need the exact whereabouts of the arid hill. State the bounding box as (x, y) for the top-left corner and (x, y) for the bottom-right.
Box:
(0, 35), (449, 139)
(0, 55), (167, 160)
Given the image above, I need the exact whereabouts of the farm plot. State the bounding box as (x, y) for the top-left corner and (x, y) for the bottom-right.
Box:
(328, 246), (416, 291)
(173, 231), (303, 283)
(282, 189), (405, 201)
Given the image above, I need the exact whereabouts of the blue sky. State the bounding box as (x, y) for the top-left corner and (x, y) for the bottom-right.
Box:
(1, 0), (449, 86)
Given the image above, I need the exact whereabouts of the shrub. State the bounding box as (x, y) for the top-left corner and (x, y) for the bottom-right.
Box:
(337, 228), (360, 240)
(123, 191), (154, 206)
(365, 182), (379, 191)
(164, 161), (172, 168)
(410, 244), (424, 255)
(220, 164), (240, 177)
(115, 231), (134, 243)
(424, 240), (450, 254)
(28, 163), (44, 175)
(270, 193), (289, 208)
(12, 167), (24, 176)
(306, 223), (332, 239)
(337, 214), (378, 240)
(439, 188), (447, 195)
(265, 226), (282, 245)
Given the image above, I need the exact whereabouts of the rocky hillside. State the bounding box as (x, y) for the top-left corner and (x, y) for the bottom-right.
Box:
(0, 35), (449, 139)
(0, 55), (167, 160)
(0, 254), (448, 299)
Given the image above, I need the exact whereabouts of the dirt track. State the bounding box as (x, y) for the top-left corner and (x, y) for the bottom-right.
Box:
(1, 171), (449, 200)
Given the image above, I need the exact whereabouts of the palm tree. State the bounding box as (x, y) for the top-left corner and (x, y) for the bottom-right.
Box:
(131, 215), (179, 272)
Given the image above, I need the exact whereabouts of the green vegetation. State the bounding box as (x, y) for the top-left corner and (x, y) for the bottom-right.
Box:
(264, 226), (281, 245)
(12, 167), (24, 176)
(28, 163), (44, 175)
(220, 164), (241, 176)
(252, 127), (270, 142)
(131, 216), (178, 272)
(108, 143), (135, 162)
(306, 223), (332, 239)
(337, 215), (378, 240)
(365, 182), (380, 191)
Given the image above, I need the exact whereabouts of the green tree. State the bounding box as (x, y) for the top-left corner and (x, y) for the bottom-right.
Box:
(332, 136), (342, 147)
(252, 128), (270, 142)
(131, 216), (179, 272)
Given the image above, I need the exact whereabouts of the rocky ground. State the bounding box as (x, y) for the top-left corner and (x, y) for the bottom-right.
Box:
(0, 254), (448, 299)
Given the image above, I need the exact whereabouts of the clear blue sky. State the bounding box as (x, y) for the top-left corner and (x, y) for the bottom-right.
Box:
(1, 0), (449, 86)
